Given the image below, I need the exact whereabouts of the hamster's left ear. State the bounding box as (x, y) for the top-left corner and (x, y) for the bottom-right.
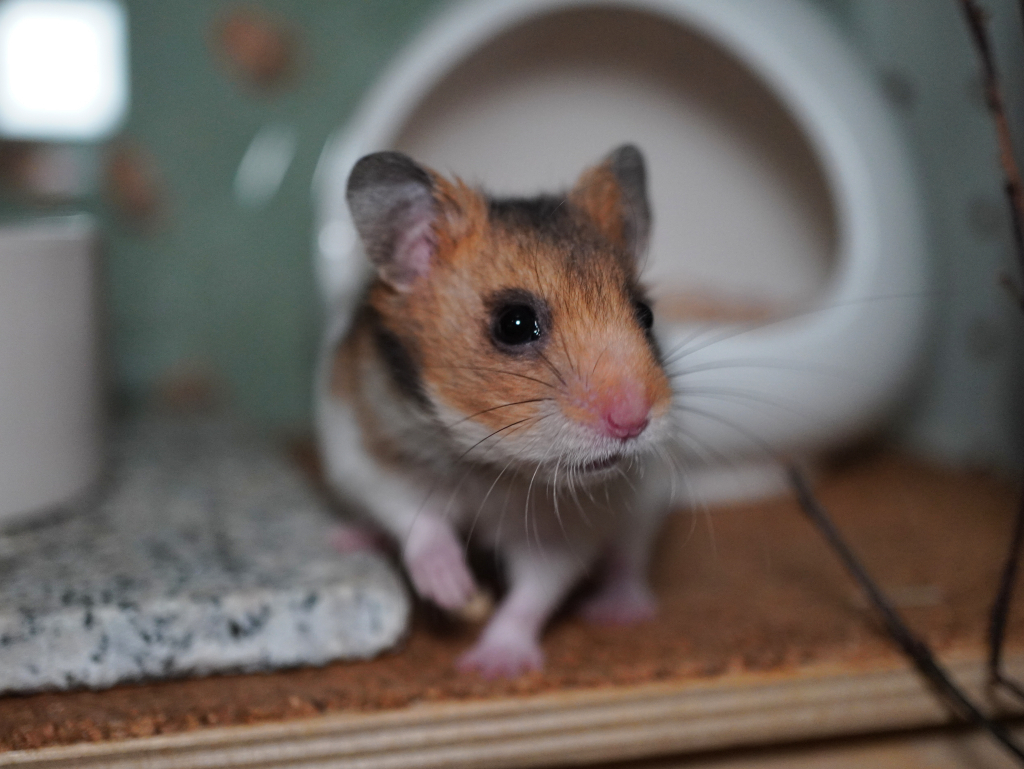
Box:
(346, 151), (438, 291)
(570, 144), (651, 262)
(347, 151), (483, 290)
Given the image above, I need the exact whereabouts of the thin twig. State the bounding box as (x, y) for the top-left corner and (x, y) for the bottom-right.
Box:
(787, 467), (1024, 763)
(959, 0), (1024, 700)
(961, 0), (1024, 307)
(1021, 0), (1024, 53)
(990, 483), (1024, 701)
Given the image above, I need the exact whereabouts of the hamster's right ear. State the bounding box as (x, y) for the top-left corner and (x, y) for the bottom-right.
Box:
(570, 144), (651, 263)
(346, 152), (438, 291)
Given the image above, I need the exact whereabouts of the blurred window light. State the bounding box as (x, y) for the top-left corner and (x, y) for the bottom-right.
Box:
(234, 124), (296, 208)
(0, 0), (128, 141)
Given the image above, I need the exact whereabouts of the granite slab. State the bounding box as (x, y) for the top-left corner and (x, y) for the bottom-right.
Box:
(0, 418), (410, 694)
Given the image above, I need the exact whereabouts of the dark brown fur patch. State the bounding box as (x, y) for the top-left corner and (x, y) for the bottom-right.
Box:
(366, 308), (431, 411)
(330, 306), (428, 470)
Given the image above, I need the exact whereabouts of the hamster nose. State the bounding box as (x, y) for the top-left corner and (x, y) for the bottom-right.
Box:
(601, 384), (651, 440)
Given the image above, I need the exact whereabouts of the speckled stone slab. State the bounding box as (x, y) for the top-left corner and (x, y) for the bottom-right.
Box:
(0, 418), (409, 694)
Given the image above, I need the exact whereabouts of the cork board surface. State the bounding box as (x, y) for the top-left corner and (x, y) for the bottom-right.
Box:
(1, 451), (1021, 752)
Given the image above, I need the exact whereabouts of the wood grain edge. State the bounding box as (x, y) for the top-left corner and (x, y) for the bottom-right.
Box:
(4, 656), (1023, 769)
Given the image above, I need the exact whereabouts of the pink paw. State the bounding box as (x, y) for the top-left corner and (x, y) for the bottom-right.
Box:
(404, 525), (477, 612)
(329, 523), (388, 554)
(457, 635), (544, 679)
(578, 579), (657, 626)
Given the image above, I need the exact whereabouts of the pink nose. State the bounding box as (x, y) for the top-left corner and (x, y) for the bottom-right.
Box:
(602, 385), (651, 440)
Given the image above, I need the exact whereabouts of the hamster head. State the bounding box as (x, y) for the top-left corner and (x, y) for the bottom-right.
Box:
(346, 145), (673, 481)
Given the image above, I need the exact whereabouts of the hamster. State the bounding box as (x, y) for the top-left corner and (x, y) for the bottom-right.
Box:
(316, 145), (677, 678)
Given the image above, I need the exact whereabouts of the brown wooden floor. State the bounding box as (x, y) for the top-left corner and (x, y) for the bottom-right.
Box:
(1, 451), (1021, 753)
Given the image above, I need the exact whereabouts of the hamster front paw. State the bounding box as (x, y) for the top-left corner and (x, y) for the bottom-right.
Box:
(403, 514), (477, 612)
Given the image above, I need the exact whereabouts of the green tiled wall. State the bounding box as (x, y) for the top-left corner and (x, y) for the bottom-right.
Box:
(107, 0), (442, 428)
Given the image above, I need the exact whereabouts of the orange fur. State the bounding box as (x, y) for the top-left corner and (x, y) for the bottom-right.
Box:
(569, 163), (628, 252)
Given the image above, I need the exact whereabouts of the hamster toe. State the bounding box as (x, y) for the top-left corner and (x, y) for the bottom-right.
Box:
(457, 635), (544, 679)
(578, 578), (658, 626)
(329, 523), (389, 554)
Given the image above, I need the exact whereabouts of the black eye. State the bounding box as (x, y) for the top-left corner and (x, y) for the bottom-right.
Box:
(493, 304), (542, 346)
(635, 300), (654, 331)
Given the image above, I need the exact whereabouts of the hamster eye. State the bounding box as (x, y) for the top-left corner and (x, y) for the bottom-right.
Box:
(634, 300), (654, 331)
(493, 304), (542, 346)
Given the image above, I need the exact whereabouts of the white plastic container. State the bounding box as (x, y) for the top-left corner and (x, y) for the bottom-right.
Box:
(314, 0), (930, 501)
(0, 215), (104, 523)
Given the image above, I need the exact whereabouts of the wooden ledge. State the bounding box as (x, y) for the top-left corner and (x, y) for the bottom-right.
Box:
(4, 656), (1022, 769)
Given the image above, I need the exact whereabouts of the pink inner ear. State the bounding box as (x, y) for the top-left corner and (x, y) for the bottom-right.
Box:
(390, 198), (436, 289)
